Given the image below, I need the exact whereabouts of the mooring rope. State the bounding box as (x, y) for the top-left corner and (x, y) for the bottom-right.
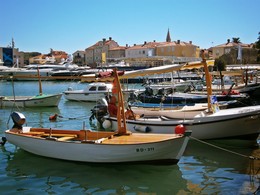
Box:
(190, 135), (260, 193)
(190, 136), (260, 160)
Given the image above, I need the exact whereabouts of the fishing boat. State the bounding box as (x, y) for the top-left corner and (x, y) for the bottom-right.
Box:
(98, 54), (260, 144)
(4, 69), (191, 164)
(103, 105), (260, 141)
(1, 66), (62, 108)
(136, 86), (250, 105)
(130, 103), (216, 119)
(0, 94), (62, 108)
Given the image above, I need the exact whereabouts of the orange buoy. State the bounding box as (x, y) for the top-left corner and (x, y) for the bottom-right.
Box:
(49, 114), (58, 121)
(175, 124), (186, 134)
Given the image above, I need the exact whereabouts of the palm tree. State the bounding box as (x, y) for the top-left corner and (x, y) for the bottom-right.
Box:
(232, 37), (241, 43)
(214, 58), (226, 91)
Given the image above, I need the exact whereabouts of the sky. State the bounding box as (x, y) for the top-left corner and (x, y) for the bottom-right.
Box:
(1, 0), (260, 55)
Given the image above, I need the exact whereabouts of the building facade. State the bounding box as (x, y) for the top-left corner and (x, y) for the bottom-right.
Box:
(29, 49), (68, 64)
(156, 40), (201, 63)
(108, 46), (127, 61)
(125, 41), (161, 59)
(72, 50), (85, 65)
(212, 39), (257, 64)
(85, 37), (119, 66)
(0, 47), (24, 67)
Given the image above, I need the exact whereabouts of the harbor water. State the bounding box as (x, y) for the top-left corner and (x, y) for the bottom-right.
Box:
(1, 80), (260, 194)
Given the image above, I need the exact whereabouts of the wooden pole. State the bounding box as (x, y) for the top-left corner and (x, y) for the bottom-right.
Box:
(113, 68), (127, 135)
(37, 65), (43, 95)
(201, 51), (212, 112)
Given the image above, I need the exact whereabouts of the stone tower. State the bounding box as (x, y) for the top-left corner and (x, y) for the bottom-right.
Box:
(166, 28), (171, 42)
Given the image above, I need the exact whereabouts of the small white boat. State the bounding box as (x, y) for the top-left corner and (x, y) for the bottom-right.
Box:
(104, 105), (260, 141)
(1, 65), (62, 108)
(129, 100), (238, 119)
(63, 82), (113, 102)
(0, 93), (62, 108)
(63, 82), (136, 102)
(130, 103), (209, 119)
(4, 69), (191, 164)
(5, 124), (190, 164)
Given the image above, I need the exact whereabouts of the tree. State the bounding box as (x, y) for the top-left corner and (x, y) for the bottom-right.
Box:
(232, 37), (241, 43)
(256, 32), (260, 63)
(214, 58), (226, 90)
(256, 32), (260, 49)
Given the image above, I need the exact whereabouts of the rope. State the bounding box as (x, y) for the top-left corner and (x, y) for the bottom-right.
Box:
(190, 135), (260, 192)
(190, 136), (260, 160)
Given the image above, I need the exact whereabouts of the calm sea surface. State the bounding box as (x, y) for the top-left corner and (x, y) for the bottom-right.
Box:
(1, 80), (260, 194)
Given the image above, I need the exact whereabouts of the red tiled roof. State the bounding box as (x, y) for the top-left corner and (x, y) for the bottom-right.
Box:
(214, 42), (252, 48)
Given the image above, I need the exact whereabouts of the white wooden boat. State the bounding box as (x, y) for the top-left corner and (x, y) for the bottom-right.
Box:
(1, 66), (62, 108)
(63, 82), (113, 102)
(130, 103), (209, 119)
(4, 69), (191, 164)
(0, 93), (62, 108)
(104, 105), (260, 141)
(129, 100), (239, 119)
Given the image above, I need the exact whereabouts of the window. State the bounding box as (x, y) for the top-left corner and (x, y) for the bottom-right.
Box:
(225, 48), (231, 54)
(98, 86), (107, 91)
(89, 86), (96, 91)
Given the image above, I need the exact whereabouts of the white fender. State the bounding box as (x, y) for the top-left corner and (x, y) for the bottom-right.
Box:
(133, 125), (151, 133)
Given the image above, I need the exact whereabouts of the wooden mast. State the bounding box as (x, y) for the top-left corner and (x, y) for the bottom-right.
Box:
(37, 65), (43, 95)
(113, 68), (128, 135)
(201, 50), (212, 112)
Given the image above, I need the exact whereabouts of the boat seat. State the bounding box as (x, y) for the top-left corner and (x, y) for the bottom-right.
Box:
(57, 136), (76, 141)
(43, 133), (78, 137)
(23, 132), (45, 136)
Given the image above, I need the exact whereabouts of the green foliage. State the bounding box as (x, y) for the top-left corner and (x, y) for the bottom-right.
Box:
(214, 58), (226, 71)
(256, 32), (260, 63)
(256, 32), (260, 49)
(232, 37), (241, 43)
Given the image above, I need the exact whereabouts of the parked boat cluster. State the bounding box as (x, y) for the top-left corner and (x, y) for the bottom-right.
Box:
(1, 60), (260, 164)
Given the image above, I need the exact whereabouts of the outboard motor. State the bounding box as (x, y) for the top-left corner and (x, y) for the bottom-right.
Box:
(10, 112), (26, 129)
(89, 98), (108, 125)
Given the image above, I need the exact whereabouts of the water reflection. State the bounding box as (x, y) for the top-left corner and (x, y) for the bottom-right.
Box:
(3, 147), (189, 194)
(179, 140), (260, 194)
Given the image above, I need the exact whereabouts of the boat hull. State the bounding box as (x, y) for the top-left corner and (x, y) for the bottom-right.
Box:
(106, 105), (260, 141)
(131, 104), (209, 119)
(63, 90), (109, 102)
(5, 129), (189, 164)
(137, 91), (250, 105)
(0, 94), (62, 107)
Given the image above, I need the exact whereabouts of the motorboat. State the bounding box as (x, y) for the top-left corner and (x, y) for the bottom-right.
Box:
(0, 63), (79, 81)
(63, 82), (113, 102)
(63, 82), (136, 102)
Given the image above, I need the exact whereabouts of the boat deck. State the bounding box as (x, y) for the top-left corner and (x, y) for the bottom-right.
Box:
(8, 127), (183, 145)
